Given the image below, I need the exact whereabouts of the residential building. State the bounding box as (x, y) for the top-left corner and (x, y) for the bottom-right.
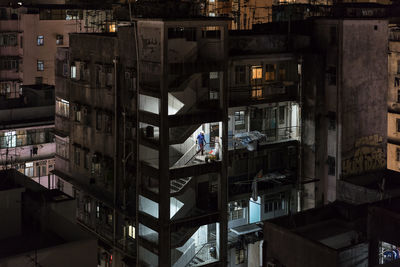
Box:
(0, 169), (97, 267)
(0, 84), (55, 188)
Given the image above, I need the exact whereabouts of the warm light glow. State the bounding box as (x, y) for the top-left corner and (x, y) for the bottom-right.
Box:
(109, 24), (116, 33)
(251, 66), (262, 79)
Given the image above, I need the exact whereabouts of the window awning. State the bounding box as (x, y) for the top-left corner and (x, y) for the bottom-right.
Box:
(231, 223), (262, 236)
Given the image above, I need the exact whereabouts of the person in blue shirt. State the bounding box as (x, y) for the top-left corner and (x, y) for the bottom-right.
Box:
(196, 131), (206, 155)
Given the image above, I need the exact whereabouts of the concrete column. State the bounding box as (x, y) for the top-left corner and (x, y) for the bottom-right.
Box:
(158, 23), (171, 267)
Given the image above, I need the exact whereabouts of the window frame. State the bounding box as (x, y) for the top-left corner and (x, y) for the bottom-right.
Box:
(37, 60), (44, 71)
(37, 35), (44, 46)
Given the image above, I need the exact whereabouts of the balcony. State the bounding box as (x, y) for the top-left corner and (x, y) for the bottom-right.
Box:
(229, 82), (298, 107)
(228, 126), (300, 151)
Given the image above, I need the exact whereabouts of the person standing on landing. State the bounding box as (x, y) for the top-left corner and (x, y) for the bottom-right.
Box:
(196, 131), (206, 155)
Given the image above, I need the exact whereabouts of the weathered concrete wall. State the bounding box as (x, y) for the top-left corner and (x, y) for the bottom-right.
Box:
(340, 20), (388, 178)
(263, 222), (338, 267)
(21, 14), (83, 85)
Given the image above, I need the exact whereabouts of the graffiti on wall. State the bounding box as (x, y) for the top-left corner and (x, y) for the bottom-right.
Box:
(342, 134), (386, 177)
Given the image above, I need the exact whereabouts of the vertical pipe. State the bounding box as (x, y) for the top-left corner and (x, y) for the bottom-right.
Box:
(112, 57), (118, 266)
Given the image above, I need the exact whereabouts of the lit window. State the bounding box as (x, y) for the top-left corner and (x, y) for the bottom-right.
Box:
(56, 98), (69, 117)
(251, 66), (262, 80)
(70, 65), (77, 79)
(24, 162), (34, 177)
(209, 12), (215, 17)
(37, 35), (44, 46)
(109, 24), (116, 33)
(37, 60), (44, 71)
(128, 225), (135, 239)
(234, 111), (245, 131)
(251, 86), (263, 99)
(4, 131), (16, 148)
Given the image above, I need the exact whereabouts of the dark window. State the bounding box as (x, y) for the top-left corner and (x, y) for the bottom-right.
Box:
(327, 156), (335, 175)
(265, 64), (276, 81)
(35, 77), (43, 84)
(279, 106), (285, 124)
(397, 119), (400, 132)
(96, 111), (102, 131)
(397, 90), (400, 103)
(328, 111), (336, 130)
(56, 34), (63, 45)
(327, 66), (337, 85)
(397, 148), (400, 161)
(168, 27), (196, 41)
(104, 114), (112, 134)
(37, 35), (44, 46)
(74, 146), (80, 166)
(37, 60), (44, 71)
(235, 65), (245, 84)
(235, 249), (245, 264)
(397, 60), (400, 74)
(84, 150), (90, 170)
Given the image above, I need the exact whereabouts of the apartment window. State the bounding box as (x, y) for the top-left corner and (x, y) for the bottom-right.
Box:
(0, 58), (18, 70)
(70, 64), (77, 79)
(56, 98), (69, 118)
(397, 119), (400, 132)
(265, 64), (276, 81)
(20, 36), (23, 48)
(397, 60), (400, 74)
(96, 110), (102, 131)
(229, 201), (245, 221)
(279, 106), (285, 124)
(91, 155), (101, 176)
(84, 150), (90, 170)
(327, 66), (337, 85)
(264, 197), (285, 213)
(57, 179), (64, 191)
(397, 148), (400, 161)
(0, 34), (17, 46)
(235, 65), (246, 84)
(56, 34), (63, 45)
(3, 131), (16, 148)
(84, 198), (91, 214)
(398, 90), (400, 103)
(56, 138), (69, 159)
(209, 90), (219, 100)
(104, 114), (112, 134)
(106, 67), (113, 87)
(234, 111), (245, 131)
(37, 60), (44, 71)
(251, 66), (263, 80)
(128, 225), (135, 239)
(74, 106), (81, 122)
(235, 249), (245, 264)
(278, 64), (287, 81)
(96, 202), (101, 219)
(37, 35), (44, 46)
(35, 77), (43, 84)
(327, 156), (335, 175)
(24, 162), (34, 177)
(125, 71), (136, 93)
(74, 146), (80, 166)
(251, 86), (263, 99)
